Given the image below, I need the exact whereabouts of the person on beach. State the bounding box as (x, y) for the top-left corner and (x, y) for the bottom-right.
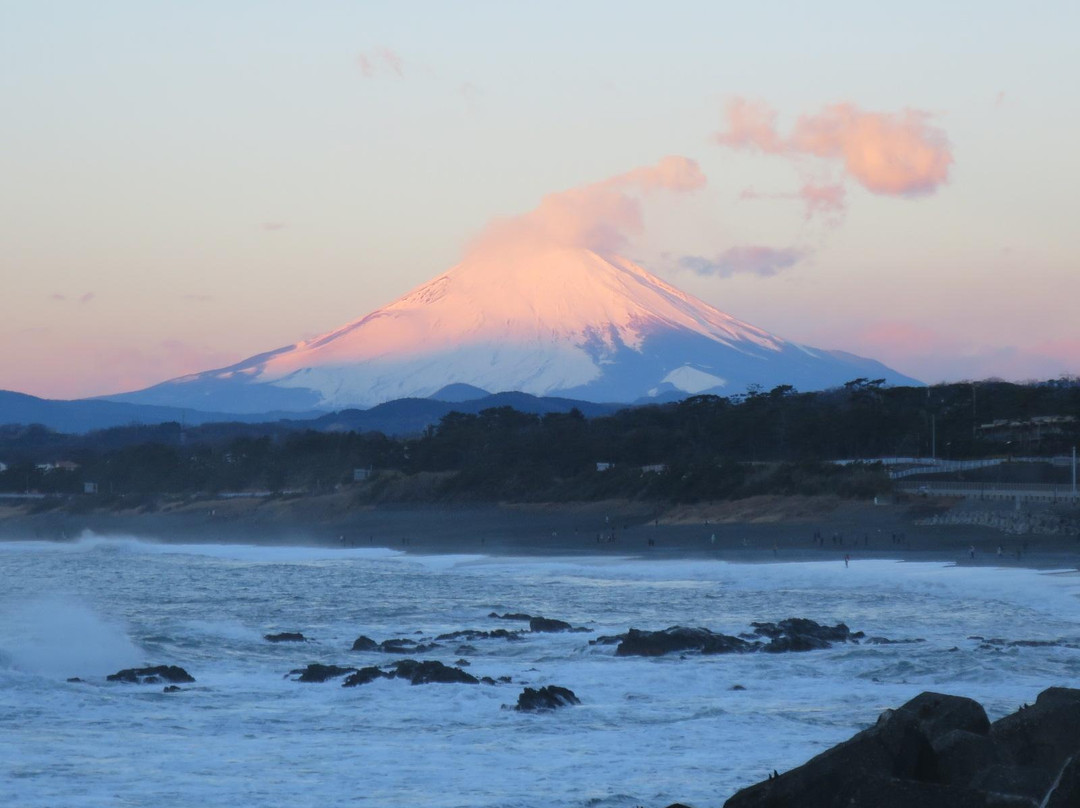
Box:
(969, 545), (975, 559)
(844, 553), (850, 568)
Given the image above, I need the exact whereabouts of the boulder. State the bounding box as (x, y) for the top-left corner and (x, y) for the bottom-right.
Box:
(350, 635), (378, 651)
(897, 692), (991, 740)
(107, 665), (196, 684)
(489, 612), (533, 621)
(1045, 754), (1080, 808)
(289, 663), (357, 683)
(991, 688), (1080, 772)
(264, 632), (306, 643)
(163, 685), (183, 693)
(723, 691), (1080, 808)
(529, 617), (573, 633)
(754, 618), (854, 653)
(515, 685), (580, 711)
(723, 707), (936, 808)
(933, 730), (1000, 786)
(616, 626), (755, 657)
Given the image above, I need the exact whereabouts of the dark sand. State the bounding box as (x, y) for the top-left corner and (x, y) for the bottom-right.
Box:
(2, 493), (1079, 571)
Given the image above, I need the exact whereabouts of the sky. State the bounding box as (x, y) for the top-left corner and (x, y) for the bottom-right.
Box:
(2, 1), (1078, 399)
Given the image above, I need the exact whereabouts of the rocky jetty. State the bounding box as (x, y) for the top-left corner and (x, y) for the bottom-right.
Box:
(106, 665), (195, 684)
(723, 688), (1080, 808)
(514, 685), (580, 712)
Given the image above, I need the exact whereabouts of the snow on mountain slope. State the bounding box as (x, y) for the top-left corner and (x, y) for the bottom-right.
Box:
(109, 248), (920, 413)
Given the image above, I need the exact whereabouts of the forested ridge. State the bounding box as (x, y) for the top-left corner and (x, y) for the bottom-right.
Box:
(1, 379), (1077, 504)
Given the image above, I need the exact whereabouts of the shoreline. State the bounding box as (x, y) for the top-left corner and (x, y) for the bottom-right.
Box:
(3, 493), (1078, 573)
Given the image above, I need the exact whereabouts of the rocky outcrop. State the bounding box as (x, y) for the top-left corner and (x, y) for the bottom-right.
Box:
(350, 635), (378, 651)
(339, 659), (479, 688)
(264, 632), (306, 643)
(723, 688), (1080, 808)
(289, 663), (357, 683)
(528, 617), (573, 633)
(435, 629), (523, 642)
(616, 626), (755, 657)
(514, 685), (580, 712)
(107, 665), (195, 684)
(610, 619), (859, 657)
(489, 612), (533, 621)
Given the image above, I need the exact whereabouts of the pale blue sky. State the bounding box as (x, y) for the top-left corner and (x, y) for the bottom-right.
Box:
(2, 1), (1078, 397)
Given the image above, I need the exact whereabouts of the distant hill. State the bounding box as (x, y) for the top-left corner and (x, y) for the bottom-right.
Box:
(0, 388), (618, 436)
(0, 389), (321, 434)
(307, 391), (620, 435)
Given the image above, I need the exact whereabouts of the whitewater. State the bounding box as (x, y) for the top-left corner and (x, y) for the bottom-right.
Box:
(2, 535), (1079, 808)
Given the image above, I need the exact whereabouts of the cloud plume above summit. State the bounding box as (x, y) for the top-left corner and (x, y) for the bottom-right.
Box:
(716, 98), (953, 196)
(468, 156), (706, 259)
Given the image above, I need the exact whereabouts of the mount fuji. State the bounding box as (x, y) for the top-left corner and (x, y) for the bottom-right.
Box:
(107, 247), (919, 414)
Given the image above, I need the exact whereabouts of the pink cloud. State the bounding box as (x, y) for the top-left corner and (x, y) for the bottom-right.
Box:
(79, 292), (95, 304)
(357, 48), (404, 79)
(716, 97), (953, 197)
(799, 182), (847, 219)
(468, 156), (706, 258)
(262, 222), (286, 231)
(739, 181), (847, 221)
(679, 246), (807, 278)
(377, 47), (403, 77)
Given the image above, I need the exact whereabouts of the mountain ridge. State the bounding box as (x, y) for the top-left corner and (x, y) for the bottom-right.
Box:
(104, 247), (920, 413)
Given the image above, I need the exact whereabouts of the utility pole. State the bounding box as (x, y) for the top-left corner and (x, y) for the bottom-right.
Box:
(1073, 446), (1077, 497)
(931, 415), (937, 460)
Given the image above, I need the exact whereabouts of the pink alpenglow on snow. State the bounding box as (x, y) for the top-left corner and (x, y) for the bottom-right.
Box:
(716, 97), (953, 197)
(467, 156), (706, 259)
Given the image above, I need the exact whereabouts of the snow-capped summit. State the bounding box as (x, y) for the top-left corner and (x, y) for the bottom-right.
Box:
(109, 248), (918, 413)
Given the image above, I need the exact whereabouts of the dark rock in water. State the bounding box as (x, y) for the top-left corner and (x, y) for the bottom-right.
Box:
(865, 636), (927, 645)
(289, 663), (357, 683)
(489, 612), (533, 621)
(341, 666), (388, 688)
(514, 685), (580, 712)
(107, 665), (196, 684)
(350, 635), (378, 651)
(754, 618), (853, 653)
(264, 632), (306, 643)
(528, 617), (573, 633)
(589, 634), (624, 646)
(389, 659), (478, 685)
(455, 658), (470, 667)
(616, 626), (755, 657)
(67, 677), (83, 683)
(435, 628), (523, 642)
(163, 685), (182, 693)
(722, 688), (1080, 808)
(610, 618), (864, 658)
(730, 684), (746, 691)
(377, 638), (440, 654)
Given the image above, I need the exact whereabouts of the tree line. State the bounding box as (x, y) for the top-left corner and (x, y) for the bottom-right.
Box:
(1, 378), (1077, 503)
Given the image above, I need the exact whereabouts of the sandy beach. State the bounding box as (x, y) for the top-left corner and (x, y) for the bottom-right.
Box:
(2, 492), (1078, 572)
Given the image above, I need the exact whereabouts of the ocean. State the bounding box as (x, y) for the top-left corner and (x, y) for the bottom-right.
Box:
(2, 534), (1079, 807)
